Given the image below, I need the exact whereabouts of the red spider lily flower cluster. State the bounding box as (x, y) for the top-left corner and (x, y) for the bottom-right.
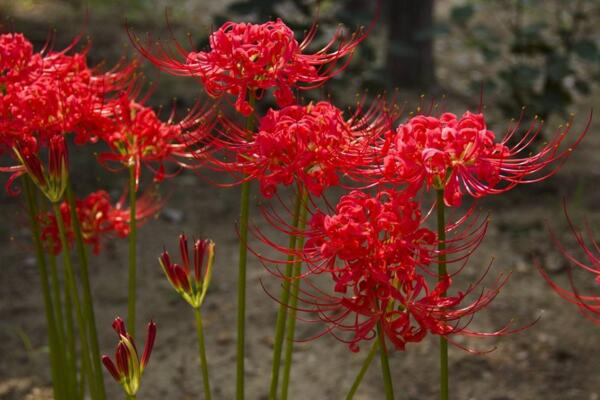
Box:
(97, 90), (214, 188)
(159, 234), (215, 309)
(293, 189), (507, 352)
(130, 19), (365, 115)
(0, 32), (134, 194)
(102, 317), (156, 396)
(215, 100), (390, 197)
(0, 33), (131, 147)
(38, 189), (163, 254)
(378, 111), (590, 206)
(538, 205), (600, 323)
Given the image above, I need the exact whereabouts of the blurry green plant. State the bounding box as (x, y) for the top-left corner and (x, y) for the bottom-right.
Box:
(446, 0), (600, 122)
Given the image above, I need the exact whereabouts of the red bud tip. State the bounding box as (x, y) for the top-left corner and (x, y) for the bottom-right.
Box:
(194, 239), (207, 283)
(101, 355), (121, 381)
(141, 320), (157, 369)
(116, 342), (130, 377)
(112, 317), (127, 336)
(179, 233), (190, 272)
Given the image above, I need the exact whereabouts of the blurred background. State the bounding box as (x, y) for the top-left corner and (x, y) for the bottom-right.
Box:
(0, 1), (599, 399)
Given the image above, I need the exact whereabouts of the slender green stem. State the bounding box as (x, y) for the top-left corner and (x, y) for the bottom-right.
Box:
(280, 188), (309, 400)
(65, 182), (105, 399)
(126, 394), (136, 400)
(436, 189), (448, 400)
(52, 201), (97, 400)
(23, 177), (65, 399)
(345, 341), (379, 400)
(268, 189), (303, 399)
(236, 93), (256, 400)
(127, 165), (138, 336)
(49, 252), (79, 399)
(62, 277), (79, 399)
(194, 308), (212, 400)
(377, 322), (394, 400)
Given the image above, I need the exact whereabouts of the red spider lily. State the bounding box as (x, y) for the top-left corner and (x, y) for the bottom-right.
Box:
(0, 32), (136, 195)
(129, 18), (366, 115)
(377, 110), (590, 206)
(538, 204), (600, 323)
(213, 99), (391, 197)
(102, 317), (156, 396)
(158, 234), (215, 308)
(38, 188), (164, 254)
(0, 32), (134, 147)
(4, 134), (69, 202)
(97, 89), (214, 189)
(262, 189), (515, 352)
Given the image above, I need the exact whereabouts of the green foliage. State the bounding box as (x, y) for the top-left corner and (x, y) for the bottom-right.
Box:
(447, 0), (600, 123)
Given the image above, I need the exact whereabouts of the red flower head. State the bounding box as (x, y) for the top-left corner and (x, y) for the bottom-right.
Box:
(102, 317), (156, 396)
(0, 32), (136, 195)
(159, 234), (215, 308)
(380, 111), (590, 206)
(130, 19), (366, 115)
(538, 204), (600, 323)
(215, 100), (391, 197)
(282, 189), (513, 352)
(97, 90), (214, 188)
(38, 188), (163, 254)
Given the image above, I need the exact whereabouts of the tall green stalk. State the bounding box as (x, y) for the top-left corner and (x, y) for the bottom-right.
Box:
(66, 182), (105, 399)
(194, 308), (212, 400)
(23, 177), (66, 399)
(268, 189), (303, 399)
(345, 341), (379, 400)
(236, 93), (256, 400)
(377, 321), (394, 400)
(52, 201), (97, 400)
(280, 188), (309, 400)
(127, 165), (138, 336)
(436, 189), (448, 400)
(62, 266), (80, 399)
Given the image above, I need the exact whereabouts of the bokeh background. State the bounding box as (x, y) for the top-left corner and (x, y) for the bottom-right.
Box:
(1, 0), (599, 399)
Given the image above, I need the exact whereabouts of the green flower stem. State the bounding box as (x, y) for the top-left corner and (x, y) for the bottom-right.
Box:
(268, 188), (303, 399)
(345, 341), (379, 400)
(62, 275), (80, 399)
(377, 321), (394, 400)
(194, 308), (212, 400)
(49, 252), (79, 399)
(127, 164), (138, 336)
(23, 177), (66, 399)
(236, 93), (256, 400)
(66, 182), (105, 399)
(52, 201), (97, 400)
(280, 188), (309, 400)
(436, 189), (448, 400)
(126, 394), (136, 400)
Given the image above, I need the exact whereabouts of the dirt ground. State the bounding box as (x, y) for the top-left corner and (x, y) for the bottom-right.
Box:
(1, 1), (600, 400)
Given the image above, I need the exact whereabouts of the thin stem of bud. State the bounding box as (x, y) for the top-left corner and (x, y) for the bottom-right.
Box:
(194, 308), (212, 400)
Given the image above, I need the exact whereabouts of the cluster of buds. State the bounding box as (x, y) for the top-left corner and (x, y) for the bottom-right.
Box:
(159, 234), (215, 309)
(102, 317), (156, 397)
(12, 135), (68, 202)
